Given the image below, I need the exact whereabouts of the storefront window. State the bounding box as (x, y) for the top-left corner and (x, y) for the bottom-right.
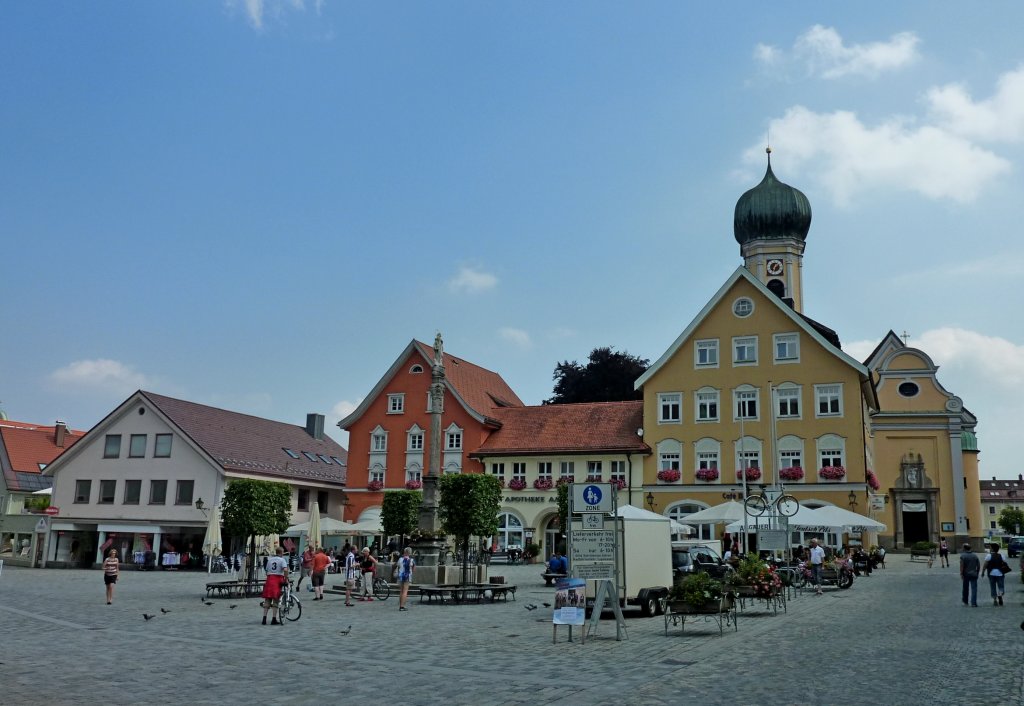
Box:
(494, 512), (524, 551)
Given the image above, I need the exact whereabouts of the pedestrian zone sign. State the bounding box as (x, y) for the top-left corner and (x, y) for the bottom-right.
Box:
(572, 483), (612, 514)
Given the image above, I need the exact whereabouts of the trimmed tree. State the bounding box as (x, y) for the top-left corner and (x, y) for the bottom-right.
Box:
(438, 474), (502, 585)
(381, 490), (422, 552)
(997, 506), (1024, 537)
(545, 346), (649, 404)
(220, 479), (292, 586)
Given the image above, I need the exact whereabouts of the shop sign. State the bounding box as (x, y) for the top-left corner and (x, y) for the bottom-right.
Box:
(44, 506), (60, 516)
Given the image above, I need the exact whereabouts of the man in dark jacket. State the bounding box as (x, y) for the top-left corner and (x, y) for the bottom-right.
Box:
(960, 543), (980, 607)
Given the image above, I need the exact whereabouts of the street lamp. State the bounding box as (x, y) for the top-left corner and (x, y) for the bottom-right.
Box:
(646, 492), (655, 511)
(195, 497), (209, 517)
(848, 490), (858, 510)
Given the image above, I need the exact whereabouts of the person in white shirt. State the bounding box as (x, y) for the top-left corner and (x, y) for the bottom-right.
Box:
(343, 546), (359, 607)
(261, 547), (290, 625)
(808, 538), (826, 596)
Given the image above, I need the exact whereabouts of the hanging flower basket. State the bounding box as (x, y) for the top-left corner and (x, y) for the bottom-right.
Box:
(695, 468), (720, 482)
(508, 478), (527, 490)
(367, 480), (384, 491)
(609, 478), (627, 490)
(404, 480), (422, 490)
(657, 469), (681, 483)
(819, 466), (846, 481)
(866, 469), (881, 491)
(533, 478), (554, 490)
(779, 466), (804, 481)
(735, 467), (762, 482)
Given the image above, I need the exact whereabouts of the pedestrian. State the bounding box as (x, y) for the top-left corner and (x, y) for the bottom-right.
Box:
(310, 547), (331, 600)
(395, 547), (416, 611)
(982, 542), (1008, 606)
(808, 538), (825, 595)
(939, 537), (950, 568)
(103, 548), (119, 604)
(261, 547), (289, 625)
(359, 548), (378, 601)
(296, 544), (315, 590)
(960, 542), (980, 607)
(343, 545), (358, 607)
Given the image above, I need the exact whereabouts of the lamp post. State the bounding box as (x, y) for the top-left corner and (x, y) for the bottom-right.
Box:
(848, 490), (858, 511)
(195, 498), (209, 517)
(646, 492), (655, 511)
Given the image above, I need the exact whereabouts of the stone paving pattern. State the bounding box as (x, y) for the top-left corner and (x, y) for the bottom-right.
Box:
(0, 557), (1021, 705)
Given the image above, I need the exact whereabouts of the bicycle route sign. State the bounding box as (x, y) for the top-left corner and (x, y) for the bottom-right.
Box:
(571, 483), (612, 514)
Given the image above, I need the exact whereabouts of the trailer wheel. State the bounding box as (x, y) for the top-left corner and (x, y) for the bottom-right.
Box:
(641, 594), (658, 617)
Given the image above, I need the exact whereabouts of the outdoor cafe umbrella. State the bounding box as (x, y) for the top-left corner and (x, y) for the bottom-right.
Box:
(681, 500), (746, 525)
(285, 516), (355, 535)
(307, 501), (322, 549)
(202, 505), (222, 573)
(803, 505), (887, 532)
(723, 504), (829, 533)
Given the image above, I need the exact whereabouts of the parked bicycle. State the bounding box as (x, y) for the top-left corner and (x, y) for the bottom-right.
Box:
(744, 489), (799, 517)
(277, 580), (302, 622)
(352, 574), (391, 601)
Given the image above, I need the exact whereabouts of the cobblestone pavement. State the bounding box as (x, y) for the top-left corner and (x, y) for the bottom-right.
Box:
(0, 557), (1021, 705)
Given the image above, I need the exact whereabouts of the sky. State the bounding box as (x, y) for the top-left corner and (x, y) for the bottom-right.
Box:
(2, 3), (1023, 479)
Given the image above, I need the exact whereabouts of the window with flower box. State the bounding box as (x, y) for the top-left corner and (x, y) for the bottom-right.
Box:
(775, 385), (800, 419)
(512, 462), (527, 482)
(610, 461), (625, 483)
(407, 468), (422, 483)
(658, 393), (682, 423)
(538, 462), (553, 481)
(695, 339), (719, 368)
(815, 384), (843, 417)
(560, 461), (575, 480)
(696, 388), (719, 422)
(370, 469), (385, 484)
(586, 461), (602, 481)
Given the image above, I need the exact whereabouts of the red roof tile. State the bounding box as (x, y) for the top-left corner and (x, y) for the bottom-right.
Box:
(472, 401), (650, 456)
(413, 341), (524, 414)
(0, 422), (85, 491)
(141, 392), (347, 486)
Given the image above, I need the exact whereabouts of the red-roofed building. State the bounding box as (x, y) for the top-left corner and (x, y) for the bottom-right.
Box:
(338, 339), (523, 526)
(470, 402), (650, 557)
(41, 391), (346, 568)
(0, 420), (84, 566)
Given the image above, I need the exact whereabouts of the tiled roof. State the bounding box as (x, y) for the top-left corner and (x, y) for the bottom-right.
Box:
(980, 479), (1024, 501)
(0, 422), (85, 491)
(141, 392), (347, 486)
(471, 401), (650, 456)
(413, 340), (524, 414)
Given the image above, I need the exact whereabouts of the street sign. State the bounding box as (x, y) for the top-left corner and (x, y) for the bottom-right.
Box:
(575, 563), (614, 579)
(569, 529), (616, 563)
(44, 506), (60, 516)
(581, 513), (603, 530)
(571, 483), (612, 514)
(35, 517), (48, 532)
(757, 529), (787, 551)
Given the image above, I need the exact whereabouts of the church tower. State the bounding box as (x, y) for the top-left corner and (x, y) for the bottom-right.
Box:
(733, 148), (812, 312)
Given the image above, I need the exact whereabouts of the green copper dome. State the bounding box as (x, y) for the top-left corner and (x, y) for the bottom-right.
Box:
(734, 153), (812, 245)
(961, 430), (978, 452)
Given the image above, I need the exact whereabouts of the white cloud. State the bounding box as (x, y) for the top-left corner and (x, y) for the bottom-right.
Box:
(498, 327), (532, 349)
(927, 65), (1024, 143)
(227, 0), (311, 30)
(331, 399), (359, 420)
(913, 328), (1024, 387)
(49, 359), (149, 396)
(327, 398), (360, 448)
(757, 26), (920, 80)
(447, 266), (498, 294)
(745, 106), (1011, 205)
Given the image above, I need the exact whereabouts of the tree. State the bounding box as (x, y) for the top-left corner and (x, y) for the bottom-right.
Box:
(438, 474), (502, 585)
(381, 490), (422, 548)
(997, 506), (1024, 536)
(556, 482), (569, 550)
(545, 346), (649, 404)
(220, 479), (292, 585)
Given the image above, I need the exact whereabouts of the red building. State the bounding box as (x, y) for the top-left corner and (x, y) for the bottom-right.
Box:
(338, 339), (523, 524)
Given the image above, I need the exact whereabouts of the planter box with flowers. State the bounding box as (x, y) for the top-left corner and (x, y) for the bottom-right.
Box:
(534, 478), (554, 491)
(609, 478), (627, 490)
(508, 478), (527, 491)
(778, 466), (804, 482)
(819, 466), (846, 481)
(404, 479), (423, 490)
(695, 468), (720, 483)
(735, 467), (762, 482)
(367, 480), (384, 491)
(585, 475), (602, 483)
(657, 469), (681, 483)
(555, 476), (574, 488)
(866, 469), (881, 491)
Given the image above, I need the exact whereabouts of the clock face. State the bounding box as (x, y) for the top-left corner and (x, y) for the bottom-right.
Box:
(766, 259), (784, 276)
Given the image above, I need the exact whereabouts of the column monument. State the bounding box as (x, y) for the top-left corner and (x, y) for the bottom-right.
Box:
(413, 332), (447, 582)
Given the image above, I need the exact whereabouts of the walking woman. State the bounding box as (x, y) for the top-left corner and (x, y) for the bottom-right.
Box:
(103, 548), (120, 604)
(982, 542), (1007, 606)
(395, 547), (416, 612)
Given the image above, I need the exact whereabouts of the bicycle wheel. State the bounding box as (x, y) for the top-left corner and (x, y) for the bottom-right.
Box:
(744, 494), (769, 517)
(373, 578), (391, 601)
(285, 594), (302, 621)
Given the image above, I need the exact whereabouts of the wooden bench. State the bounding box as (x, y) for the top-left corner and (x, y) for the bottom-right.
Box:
(541, 572), (567, 587)
(205, 580), (266, 599)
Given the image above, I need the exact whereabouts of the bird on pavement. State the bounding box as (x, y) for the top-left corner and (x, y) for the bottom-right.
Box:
(229, 604), (238, 610)
(542, 602), (552, 608)
(203, 601), (215, 606)
(143, 614), (156, 621)
(339, 626), (352, 635)
(160, 608), (171, 614)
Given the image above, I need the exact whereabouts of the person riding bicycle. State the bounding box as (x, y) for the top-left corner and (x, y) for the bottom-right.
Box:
(261, 547), (289, 625)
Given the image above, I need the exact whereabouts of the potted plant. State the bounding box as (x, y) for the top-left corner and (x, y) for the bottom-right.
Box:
(736, 467), (762, 482)
(670, 571), (725, 612)
(695, 468), (720, 482)
(508, 478), (527, 490)
(555, 476), (574, 487)
(728, 555), (782, 598)
(367, 479), (384, 491)
(866, 469), (881, 491)
(819, 466), (846, 481)
(609, 478), (627, 490)
(533, 478), (554, 490)
(523, 542), (541, 563)
(657, 469), (681, 483)
(405, 479), (423, 490)
(779, 466), (804, 481)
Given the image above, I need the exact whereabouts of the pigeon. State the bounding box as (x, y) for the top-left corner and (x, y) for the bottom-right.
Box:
(143, 614), (156, 621)
(160, 608), (171, 614)
(203, 601), (215, 606)
(542, 602), (552, 608)
(339, 625), (352, 635)
(229, 604), (238, 610)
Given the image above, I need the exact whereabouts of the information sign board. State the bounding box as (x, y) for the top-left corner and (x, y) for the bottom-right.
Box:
(756, 529), (788, 551)
(571, 483), (612, 514)
(569, 530), (615, 563)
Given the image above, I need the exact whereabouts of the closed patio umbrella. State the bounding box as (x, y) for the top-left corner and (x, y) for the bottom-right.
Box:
(202, 505), (222, 573)
(307, 501), (322, 550)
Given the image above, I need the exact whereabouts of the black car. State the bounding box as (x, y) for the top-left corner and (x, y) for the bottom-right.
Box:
(671, 544), (732, 579)
(1008, 537), (1024, 558)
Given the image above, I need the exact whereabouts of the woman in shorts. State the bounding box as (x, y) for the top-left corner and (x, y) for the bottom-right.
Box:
(103, 549), (119, 604)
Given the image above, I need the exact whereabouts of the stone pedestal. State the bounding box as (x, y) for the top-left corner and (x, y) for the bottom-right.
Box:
(410, 538), (446, 585)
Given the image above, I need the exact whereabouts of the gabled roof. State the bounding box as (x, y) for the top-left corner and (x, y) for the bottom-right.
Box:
(43, 391), (347, 486)
(338, 339), (523, 429)
(0, 421), (85, 491)
(635, 266), (872, 390)
(470, 401), (650, 456)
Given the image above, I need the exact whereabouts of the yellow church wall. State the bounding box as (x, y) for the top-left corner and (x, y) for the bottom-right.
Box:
(963, 451), (982, 536)
(875, 376), (950, 413)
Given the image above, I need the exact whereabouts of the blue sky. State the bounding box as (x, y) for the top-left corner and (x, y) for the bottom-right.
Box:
(3, 3), (1023, 479)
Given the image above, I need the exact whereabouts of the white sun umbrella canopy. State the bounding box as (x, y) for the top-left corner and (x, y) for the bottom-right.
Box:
(307, 501), (322, 549)
(202, 505), (223, 573)
(724, 505), (831, 533)
(681, 500), (746, 525)
(285, 516), (354, 535)
(670, 519), (696, 535)
(805, 505), (887, 533)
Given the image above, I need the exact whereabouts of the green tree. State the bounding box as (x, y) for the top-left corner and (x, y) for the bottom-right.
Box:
(997, 506), (1024, 536)
(381, 490), (422, 549)
(438, 474), (501, 584)
(556, 482), (569, 549)
(220, 479), (292, 585)
(545, 346), (649, 404)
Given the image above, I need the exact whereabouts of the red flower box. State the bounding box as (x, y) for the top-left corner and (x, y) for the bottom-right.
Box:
(779, 466), (804, 481)
(695, 468), (720, 482)
(736, 467), (762, 482)
(657, 469), (681, 482)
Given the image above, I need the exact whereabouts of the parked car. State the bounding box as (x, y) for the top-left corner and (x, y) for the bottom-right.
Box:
(671, 542), (731, 579)
(1008, 537), (1024, 558)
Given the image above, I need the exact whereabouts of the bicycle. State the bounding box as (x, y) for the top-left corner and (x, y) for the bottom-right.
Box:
(353, 574), (391, 601)
(744, 489), (799, 517)
(277, 579), (302, 622)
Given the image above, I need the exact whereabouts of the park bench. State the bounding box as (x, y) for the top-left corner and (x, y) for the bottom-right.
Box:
(205, 580), (266, 599)
(418, 583), (517, 604)
(541, 572), (567, 587)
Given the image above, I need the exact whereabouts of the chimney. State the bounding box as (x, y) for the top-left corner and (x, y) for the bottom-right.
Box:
(305, 413), (325, 441)
(55, 420), (67, 448)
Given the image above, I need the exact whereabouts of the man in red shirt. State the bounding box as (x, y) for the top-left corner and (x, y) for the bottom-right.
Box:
(296, 545), (315, 590)
(311, 547), (332, 601)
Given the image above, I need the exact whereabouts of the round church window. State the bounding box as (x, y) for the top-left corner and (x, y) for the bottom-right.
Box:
(898, 381), (919, 397)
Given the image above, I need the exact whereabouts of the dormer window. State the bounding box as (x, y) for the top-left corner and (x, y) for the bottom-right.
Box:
(283, 448), (301, 459)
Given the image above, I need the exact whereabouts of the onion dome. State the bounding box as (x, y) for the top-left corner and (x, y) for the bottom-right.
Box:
(734, 149), (812, 245)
